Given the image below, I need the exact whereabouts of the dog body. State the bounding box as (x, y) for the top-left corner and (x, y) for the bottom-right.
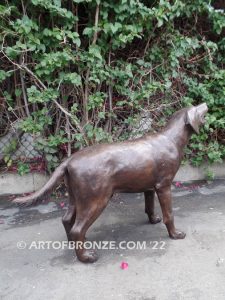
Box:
(69, 135), (179, 195)
(14, 103), (208, 263)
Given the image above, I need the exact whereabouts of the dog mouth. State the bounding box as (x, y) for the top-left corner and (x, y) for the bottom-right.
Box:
(197, 103), (208, 124)
(200, 114), (206, 124)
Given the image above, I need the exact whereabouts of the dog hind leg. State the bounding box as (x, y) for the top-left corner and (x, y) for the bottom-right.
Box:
(70, 194), (110, 263)
(62, 205), (76, 241)
(62, 174), (76, 241)
(144, 190), (162, 224)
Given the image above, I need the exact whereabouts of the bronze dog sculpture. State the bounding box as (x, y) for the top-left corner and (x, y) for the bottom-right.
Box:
(13, 103), (208, 263)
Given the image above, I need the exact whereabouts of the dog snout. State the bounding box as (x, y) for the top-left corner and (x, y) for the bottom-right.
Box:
(196, 103), (208, 115)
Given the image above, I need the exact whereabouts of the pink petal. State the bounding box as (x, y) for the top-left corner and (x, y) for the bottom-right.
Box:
(60, 202), (65, 208)
(120, 262), (128, 270)
(175, 182), (182, 188)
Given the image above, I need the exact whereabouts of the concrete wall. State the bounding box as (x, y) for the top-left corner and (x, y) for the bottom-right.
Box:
(0, 162), (224, 195)
(0, 172), (49, 195)
(174, 162), (225, 182)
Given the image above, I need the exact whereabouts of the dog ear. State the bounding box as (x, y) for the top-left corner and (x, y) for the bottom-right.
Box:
(185, 107), (200, 134)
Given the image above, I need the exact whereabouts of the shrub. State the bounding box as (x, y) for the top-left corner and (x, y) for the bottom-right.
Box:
(0, 0), (224, 169)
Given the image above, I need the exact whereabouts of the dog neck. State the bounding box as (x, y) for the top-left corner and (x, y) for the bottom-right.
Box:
(162, 112), (193, 152)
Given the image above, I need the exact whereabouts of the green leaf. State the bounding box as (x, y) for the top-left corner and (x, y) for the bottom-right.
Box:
(59, 72), (81, 85)
(83, 27), (93, 36)
(89, 45), (102, 60)
(0, 70), (11, 81)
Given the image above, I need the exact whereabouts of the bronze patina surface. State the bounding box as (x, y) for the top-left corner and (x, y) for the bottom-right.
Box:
(13, 103), (208, 263)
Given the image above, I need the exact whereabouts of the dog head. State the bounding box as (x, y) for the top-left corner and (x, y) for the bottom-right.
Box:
(185, 103), (208, 134)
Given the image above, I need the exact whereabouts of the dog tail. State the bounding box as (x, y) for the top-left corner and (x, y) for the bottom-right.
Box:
(12, 159), (69, 206)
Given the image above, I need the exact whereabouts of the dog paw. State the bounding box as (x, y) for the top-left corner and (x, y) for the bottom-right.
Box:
(169, 230), (186, 239)
(149, 214), (162, 224)
(77, 249), (98, 263)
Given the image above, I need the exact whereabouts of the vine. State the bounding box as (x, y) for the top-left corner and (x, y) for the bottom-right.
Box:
(0, 0), (224, 170)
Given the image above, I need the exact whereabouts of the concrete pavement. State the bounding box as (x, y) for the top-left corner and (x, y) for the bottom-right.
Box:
(1, 180), (225, 300)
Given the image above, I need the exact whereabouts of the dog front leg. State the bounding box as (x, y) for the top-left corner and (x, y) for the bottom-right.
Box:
(144, 190), (161, 224)
(155, 186), (186, 239)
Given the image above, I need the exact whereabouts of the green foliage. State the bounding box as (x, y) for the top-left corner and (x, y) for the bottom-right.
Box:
(20, 108), (52, 134)
(204, 168), (215, 181)
(0, 0), (225, 171)
(0, 70), (12, 82)
(3, 139), (18, 167)
(27, 86), (59, 103)
(17, 162), (30, 176)
(35, 133), (68, 170)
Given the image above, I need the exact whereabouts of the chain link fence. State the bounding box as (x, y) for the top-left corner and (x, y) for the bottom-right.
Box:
(0, 120), (43, 170)
(0, 110), (153, 172)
